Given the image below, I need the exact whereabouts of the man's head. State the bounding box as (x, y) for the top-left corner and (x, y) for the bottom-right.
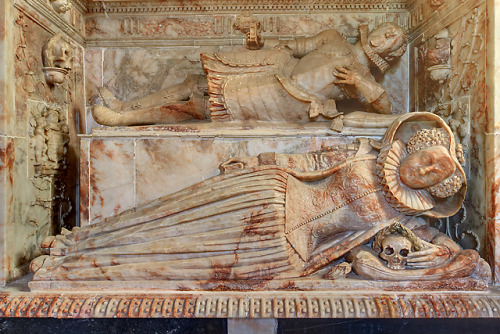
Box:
(368, 23), (407, 61)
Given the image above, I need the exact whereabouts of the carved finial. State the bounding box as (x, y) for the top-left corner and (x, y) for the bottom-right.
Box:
(234, 13), (263, 50)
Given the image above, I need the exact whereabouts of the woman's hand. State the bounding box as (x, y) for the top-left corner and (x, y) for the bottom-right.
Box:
(219, 156), (259, 174)
(406, 240), (451, 268)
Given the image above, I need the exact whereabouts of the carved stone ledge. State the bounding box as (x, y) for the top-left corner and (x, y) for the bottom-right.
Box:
(85, 121), (346, 138)
(86, 0), (408, 14)
(1, 289), (500, 318)
(84, 121), (389, 138)
(69, 0), (86, 14)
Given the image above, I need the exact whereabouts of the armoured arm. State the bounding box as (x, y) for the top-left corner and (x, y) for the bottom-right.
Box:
(368, 92), (393, 114)
(334, 67), (393, 114)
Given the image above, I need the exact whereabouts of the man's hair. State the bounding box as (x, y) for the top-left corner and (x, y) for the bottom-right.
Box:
(359, 23), (407, 73)
(380, 22), (407, 62)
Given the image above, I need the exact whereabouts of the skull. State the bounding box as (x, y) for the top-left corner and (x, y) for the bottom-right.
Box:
(379, 235), (412, 270)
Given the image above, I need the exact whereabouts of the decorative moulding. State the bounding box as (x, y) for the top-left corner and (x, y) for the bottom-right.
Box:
(1, 290), (500, 318)
(69, 0), (86, 14)
(49, 0), (71, 14)
(407, 0), (483, 42)
(85, 0), (408, 14)
(14, 0), (85, 45)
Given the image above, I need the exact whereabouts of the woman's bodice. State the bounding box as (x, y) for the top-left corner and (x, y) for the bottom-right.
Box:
(284, 156), (401, 262)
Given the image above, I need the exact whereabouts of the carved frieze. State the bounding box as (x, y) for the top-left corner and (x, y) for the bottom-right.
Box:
(85, 12), (409, 47)
(87, 0), (408, 14)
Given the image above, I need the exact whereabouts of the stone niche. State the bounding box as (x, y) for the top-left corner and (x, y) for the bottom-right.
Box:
(1, 0), (500, 321)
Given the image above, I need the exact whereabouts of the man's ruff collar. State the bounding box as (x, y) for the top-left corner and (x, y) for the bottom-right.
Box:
(359, 25), (391, 73)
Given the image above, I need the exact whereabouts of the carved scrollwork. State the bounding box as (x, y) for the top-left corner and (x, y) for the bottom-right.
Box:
(29, 103), (69, 176)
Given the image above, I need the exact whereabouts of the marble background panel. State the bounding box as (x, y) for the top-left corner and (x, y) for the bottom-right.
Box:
(102, 46), (220, 102)
(0, 136), (13, 283)
(7, 137), (52, 280)
(84, 48), (104, 133)
(380, 51), (409, 114)
(79, 138), (90, 226)
(270, 13), (383, 37)
(486, 134), (500, 220)
(487, 217), (500, 283)
(88, 139), (135, 224)
(133, 136), (351, 206)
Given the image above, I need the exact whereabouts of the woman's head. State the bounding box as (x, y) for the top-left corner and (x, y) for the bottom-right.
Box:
(399, 128), (464, 198)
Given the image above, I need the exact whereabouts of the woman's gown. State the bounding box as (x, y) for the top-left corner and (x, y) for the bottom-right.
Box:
(32, 145), (402, 282)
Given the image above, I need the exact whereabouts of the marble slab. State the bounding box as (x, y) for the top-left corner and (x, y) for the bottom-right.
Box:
(0, 136), (14, 284)
(87, 139), (135, 225)
(80, 126), (355, 226)
(1, 276), (500, 318)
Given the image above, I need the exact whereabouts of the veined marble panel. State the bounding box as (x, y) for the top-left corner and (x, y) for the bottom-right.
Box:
(0, 136), (14, 284)
(487, 218), (500, 284)
(84, 48), (104, 133)
(88, 139), (135, 225)
(102, 47), (219, 103)
(1, 137), (53, 284)
(380, 50), (409, 114)
(0, 1), (15, 137)
(79, 138), (90, 227)
(486, 134), (500, 221)
(82, 132), (354, 225)
(134, 136), (352, 206)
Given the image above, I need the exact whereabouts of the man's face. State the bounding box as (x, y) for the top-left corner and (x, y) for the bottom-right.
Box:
(368, 23), (405, 57)
(52, 40), (72, 70)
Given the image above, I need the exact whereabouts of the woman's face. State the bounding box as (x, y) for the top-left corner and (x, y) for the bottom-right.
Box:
(399, 145), (455, 189)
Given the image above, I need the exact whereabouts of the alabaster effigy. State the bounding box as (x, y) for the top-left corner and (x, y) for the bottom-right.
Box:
(3, 0), (500, 321)
(29, 112), (491, 291)
(91, 23), (406, 127)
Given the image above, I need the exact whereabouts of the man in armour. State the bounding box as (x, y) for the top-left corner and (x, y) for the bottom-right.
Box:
(93, 23), (406, 126)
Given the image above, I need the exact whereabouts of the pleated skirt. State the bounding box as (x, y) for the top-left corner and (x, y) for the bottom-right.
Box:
(34, 167), (305, 281)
